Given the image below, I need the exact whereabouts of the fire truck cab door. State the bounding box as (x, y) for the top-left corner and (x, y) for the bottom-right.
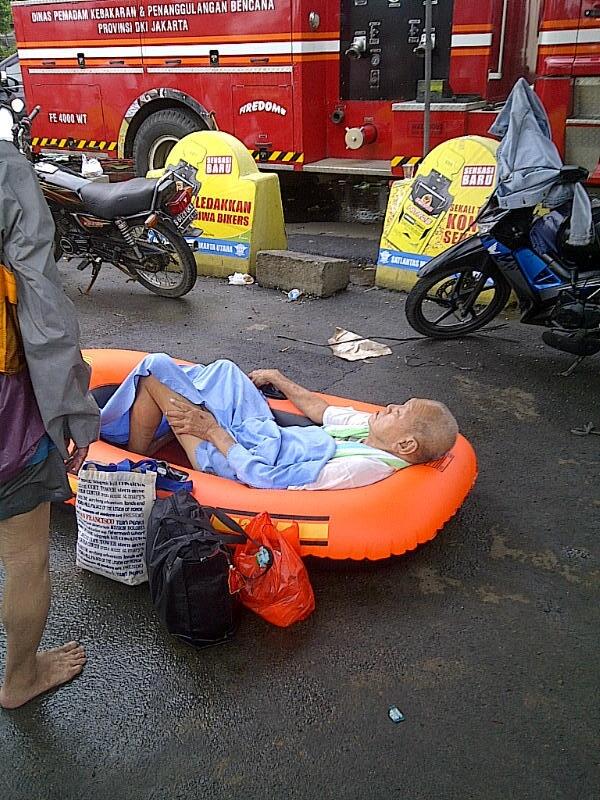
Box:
(340, 0), (454, 101)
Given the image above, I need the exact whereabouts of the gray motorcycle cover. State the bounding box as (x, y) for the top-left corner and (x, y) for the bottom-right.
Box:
(489, 78), (593, 246)
(0, 141), (99, 454)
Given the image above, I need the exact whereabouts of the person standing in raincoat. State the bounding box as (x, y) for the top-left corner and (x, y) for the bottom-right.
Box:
(0, 99), (99, 708)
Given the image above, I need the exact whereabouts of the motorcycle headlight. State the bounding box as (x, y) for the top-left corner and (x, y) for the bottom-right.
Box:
(11, 98), (25, 114)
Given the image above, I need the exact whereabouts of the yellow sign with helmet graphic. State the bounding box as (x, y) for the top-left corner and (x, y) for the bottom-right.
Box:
(377, 136), (499, 291)
(149, 130), (287, 277)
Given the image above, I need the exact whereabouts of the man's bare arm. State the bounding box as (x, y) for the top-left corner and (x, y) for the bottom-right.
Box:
(249, 369), (328, 424)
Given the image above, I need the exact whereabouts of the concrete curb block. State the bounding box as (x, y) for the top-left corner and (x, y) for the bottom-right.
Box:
(256, 250), (350, 298)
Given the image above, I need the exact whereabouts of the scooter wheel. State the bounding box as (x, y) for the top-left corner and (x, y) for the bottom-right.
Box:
(405, 261), (511, 339)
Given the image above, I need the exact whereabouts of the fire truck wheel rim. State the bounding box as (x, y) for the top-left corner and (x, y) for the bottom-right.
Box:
(148, 135), (180, 171)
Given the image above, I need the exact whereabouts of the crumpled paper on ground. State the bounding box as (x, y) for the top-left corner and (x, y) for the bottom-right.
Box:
(228, 272), (254, 285)
(328, 328), (392, 361)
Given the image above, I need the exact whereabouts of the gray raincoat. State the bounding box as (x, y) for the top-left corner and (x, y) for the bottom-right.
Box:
(0, 141), (99, 455)
(489, 78), (593, 246)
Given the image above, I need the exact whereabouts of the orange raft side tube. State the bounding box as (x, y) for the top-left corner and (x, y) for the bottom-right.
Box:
(72, 349), (478, 561)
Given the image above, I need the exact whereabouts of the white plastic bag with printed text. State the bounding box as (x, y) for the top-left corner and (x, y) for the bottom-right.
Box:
(75, 465), (156, 585)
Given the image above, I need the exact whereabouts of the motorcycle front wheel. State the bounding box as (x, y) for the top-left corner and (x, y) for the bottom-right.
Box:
(130, 220), (197, 298)
(405, 261), (512, 339)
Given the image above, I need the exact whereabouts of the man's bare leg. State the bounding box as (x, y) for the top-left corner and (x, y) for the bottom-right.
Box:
(128, 375), (203, 468)
(128, 376), (169, 454)
(0, 503), (86, 709)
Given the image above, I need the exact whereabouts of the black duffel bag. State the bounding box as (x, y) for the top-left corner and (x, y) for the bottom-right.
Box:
(146, 490), (247, 648)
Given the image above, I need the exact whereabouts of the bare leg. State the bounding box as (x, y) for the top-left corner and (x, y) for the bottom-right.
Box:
(128, 376), (168, 454)
(128, 375), (203, 469)
(0, 503), (86, 709)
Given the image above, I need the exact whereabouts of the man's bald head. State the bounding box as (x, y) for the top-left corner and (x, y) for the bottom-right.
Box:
(366, 398), (458, 464)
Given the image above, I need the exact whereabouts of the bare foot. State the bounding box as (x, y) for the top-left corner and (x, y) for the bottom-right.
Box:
(0, 642), (86, 710)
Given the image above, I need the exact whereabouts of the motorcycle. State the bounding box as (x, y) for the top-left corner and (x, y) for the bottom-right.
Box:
(2, 73), (200, 298)
(405, 166), (600, 375)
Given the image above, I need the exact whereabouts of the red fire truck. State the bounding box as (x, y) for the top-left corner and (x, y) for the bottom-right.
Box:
(10, 0), (600, 194)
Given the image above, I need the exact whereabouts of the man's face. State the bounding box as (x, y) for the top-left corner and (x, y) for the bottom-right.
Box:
(368, 400), (422, 451)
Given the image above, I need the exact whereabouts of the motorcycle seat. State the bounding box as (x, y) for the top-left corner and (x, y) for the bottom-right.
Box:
(78, 178), (159, 220)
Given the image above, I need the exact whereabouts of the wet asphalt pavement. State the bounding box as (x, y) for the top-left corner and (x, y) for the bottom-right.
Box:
(1, 243), (599, 800)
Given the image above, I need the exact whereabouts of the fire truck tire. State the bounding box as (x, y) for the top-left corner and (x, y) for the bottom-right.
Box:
(133, 109), (204, 176)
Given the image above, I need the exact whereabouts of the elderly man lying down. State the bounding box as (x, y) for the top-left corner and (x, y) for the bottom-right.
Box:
(99, 354), (458, 490)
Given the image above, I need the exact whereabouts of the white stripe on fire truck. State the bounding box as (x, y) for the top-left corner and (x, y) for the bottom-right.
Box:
(144, 40), (340, 57)
(538, 29), (600, 46)
(291, 40), (340, 54)
(147, 66), (293, 74)
(29, 68), (144, 74)
(574, 28), (600, 44)
(538, 30), (578, 46)
(19, 40), (340, 61)
(450, 33), (493, 48)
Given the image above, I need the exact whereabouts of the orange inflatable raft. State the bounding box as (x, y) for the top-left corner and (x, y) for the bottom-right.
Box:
(70, 349), (477, 561)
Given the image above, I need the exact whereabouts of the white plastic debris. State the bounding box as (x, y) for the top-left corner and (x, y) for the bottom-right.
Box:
(286, 289), (303, 302)
(328, 327), (392, 361)
(228, 272), (255, 285)
(81, 153), (104, 178)
(388, 706), (405, 724)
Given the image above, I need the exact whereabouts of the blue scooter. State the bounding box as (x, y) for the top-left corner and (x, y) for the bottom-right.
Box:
(405, 166), (600, 374)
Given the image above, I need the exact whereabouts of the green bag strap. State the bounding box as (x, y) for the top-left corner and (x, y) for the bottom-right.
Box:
(323, 425), (410, 470)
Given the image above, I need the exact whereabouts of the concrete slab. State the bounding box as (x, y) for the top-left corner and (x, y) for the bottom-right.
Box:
(256, 250), (350, 297)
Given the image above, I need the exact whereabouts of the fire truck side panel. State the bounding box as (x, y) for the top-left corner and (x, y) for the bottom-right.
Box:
(139, 0), (292, 67)
(17, 0), (144, 148)
(536, 0), (600, 179)
(138, 0), (292, 158)
(32, 82), (107, 141)
(288, 0), (336, 165)
(535, 77), (573, 156)
(232, 83), (293, 154)
(465, 110), (498, 137)
(575, 0), (600, 76)
(289, 60), (333, 164)
(290, 0), (403, 163)
(449, 1), (539, 101)
(393, 109), (474, 165)
(449, 0), (498, 99)
(537, 0), (584, 76)
(492, 0), (542, 98)
(17, 0), (144, 66)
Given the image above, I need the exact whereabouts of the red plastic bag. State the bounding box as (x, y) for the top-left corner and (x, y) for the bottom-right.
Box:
(234, 512), (315, 627)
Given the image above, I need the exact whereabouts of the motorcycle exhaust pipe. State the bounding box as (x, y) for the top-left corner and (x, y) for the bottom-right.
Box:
(542, 330), (600, 357)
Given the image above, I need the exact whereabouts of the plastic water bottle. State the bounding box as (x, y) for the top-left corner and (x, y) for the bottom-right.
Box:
(388, 706), (405, 723)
